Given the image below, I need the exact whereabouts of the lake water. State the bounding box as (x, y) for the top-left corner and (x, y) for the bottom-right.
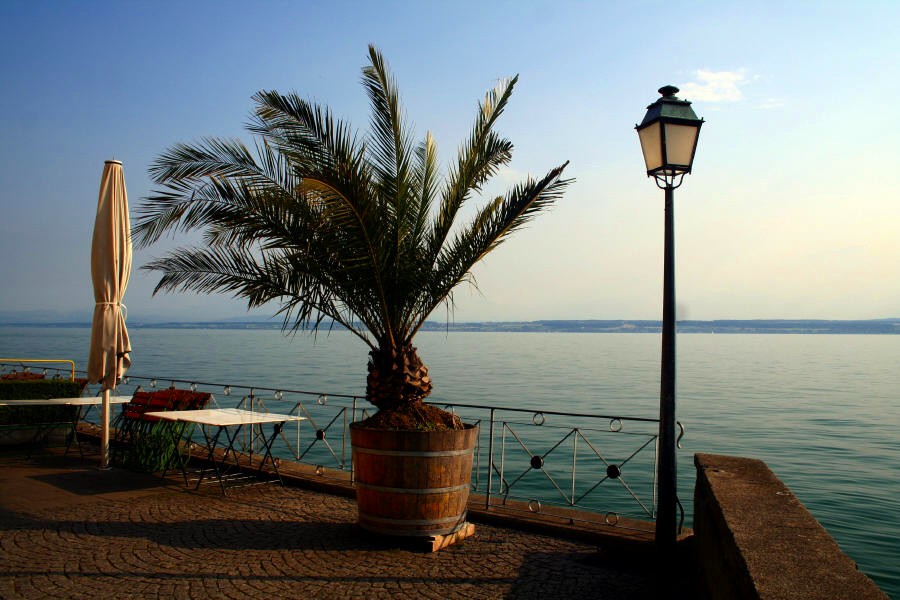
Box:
(1, 326), (897, 597)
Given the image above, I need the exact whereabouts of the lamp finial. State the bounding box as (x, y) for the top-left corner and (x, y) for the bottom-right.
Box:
(658, 85), (679, 98)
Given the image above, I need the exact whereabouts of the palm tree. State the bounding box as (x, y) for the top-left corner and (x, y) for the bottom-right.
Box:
(135, 45), (571, 429)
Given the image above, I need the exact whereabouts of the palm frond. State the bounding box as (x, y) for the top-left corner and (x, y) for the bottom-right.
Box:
(413, 162), (572, 334)
(361, 45), (415, 211)
(148, 137), (259, 185)
(143, 245), (375, 347)
(134, 137), (301, 248)
(427, 77), (517, 259)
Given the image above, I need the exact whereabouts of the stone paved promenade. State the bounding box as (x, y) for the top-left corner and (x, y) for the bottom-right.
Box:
(0, 450), (696, 599)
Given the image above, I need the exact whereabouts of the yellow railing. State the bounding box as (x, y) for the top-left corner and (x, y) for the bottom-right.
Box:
(0, 359), (76, 381)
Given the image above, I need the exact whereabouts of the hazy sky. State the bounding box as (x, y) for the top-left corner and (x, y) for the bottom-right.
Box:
(1, 1), (897, 323)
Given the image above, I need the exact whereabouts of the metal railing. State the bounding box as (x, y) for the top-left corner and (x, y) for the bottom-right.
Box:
(1, 361), (682, 530)
(0, 358), (76, 381)
(440, 403), (672, 529)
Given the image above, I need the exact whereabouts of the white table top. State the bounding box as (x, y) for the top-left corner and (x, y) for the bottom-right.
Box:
(144, 407), (306, 427)
(0, 396), (132, 407)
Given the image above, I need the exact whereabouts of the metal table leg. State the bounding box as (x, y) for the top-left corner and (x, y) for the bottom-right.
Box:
(256, 422), (286, 485)
(195, 424), (229, 494)
(158, 421), (191, 486)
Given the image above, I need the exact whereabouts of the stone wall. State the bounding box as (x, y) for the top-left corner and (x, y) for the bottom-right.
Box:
(693, 453), (888, 600)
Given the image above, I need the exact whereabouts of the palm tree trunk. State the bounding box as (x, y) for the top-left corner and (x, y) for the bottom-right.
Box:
(366, 343), (433, 412)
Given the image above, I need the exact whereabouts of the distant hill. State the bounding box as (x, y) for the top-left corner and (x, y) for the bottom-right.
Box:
(3, 317), (896, 334)
(421, 319), (900, 334)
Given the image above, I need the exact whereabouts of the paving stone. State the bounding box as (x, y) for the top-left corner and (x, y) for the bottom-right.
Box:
(0, 451), (683, 599)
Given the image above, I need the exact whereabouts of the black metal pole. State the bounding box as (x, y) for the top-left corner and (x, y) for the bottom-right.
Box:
(656, 183), (677, 548)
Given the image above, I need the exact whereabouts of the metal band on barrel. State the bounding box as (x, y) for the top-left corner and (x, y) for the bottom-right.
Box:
(359, 514), (466, 526)
(352, 447), (474, 457)
(355, 482), (470, 494)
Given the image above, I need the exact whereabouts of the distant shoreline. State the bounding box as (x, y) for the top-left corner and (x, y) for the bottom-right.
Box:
(1, 319), (897, 335)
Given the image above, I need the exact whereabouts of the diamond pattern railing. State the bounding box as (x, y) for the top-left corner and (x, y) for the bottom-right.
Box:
(449, 405), (662, 522)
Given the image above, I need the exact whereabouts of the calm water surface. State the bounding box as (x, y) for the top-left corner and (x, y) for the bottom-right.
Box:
(1, 327), (897, 597)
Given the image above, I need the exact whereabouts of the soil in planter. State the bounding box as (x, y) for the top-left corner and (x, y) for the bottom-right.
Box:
(358, 403), (464, 431)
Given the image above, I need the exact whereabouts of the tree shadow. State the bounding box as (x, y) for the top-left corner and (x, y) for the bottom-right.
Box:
(30, 469), (167, 495)
(0, 509), (375, 551)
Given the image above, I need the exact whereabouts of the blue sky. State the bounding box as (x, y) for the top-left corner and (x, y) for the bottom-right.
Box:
(0, 1), (897, 322)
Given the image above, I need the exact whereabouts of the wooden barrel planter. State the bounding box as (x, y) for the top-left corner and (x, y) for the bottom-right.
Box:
(350, 423), (478, 538)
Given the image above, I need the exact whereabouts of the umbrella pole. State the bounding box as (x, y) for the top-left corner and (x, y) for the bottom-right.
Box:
(101, 388), (111, 469)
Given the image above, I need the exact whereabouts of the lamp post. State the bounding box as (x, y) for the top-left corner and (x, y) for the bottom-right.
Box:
(636, 85), (703, 549)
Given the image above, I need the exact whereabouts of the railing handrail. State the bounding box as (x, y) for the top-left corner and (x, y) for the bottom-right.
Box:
(0, 358), (76, 381)
(437, 401), (659, 424)
(121, 373), (364, 401)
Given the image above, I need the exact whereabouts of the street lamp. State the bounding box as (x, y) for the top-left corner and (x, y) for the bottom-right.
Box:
(636, 85), (703, 549)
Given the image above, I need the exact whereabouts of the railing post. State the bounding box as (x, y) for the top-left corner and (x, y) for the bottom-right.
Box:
(248, 388), (255, 458)
(349, 397), (357, 482)
(341, 406), (347, 468)
(486, 407), (495, 510)
(571, 428), (578, 506)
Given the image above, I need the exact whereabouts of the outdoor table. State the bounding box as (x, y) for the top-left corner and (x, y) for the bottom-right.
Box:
(144, 408), (305, 494)
(0, 396), (133, 407)
(0, 396), (132, 457)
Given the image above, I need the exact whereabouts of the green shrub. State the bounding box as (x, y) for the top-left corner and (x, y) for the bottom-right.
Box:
(0, 380), (85, 425)
(0, 379), (84, 400)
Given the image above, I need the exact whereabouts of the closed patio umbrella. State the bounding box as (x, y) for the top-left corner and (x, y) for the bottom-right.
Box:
(87, 159), (132, 469)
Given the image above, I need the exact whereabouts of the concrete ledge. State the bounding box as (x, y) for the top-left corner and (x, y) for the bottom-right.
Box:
(694, 453), (887, 600)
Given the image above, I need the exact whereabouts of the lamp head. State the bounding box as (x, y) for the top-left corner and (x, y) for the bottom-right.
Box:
(636, 86), (704, 185)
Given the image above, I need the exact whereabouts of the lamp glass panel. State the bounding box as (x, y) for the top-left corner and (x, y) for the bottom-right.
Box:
(663, 123), (699, 167)
(638, 122), (662, 172)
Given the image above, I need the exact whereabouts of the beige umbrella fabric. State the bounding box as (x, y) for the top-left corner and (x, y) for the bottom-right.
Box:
(87, 159), (132, 468)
